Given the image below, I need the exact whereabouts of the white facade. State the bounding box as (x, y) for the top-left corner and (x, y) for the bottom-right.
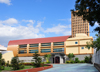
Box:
(0, 45), (7, 52)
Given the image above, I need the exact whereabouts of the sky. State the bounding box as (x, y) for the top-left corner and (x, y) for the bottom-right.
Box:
(0, 0), (99, 47)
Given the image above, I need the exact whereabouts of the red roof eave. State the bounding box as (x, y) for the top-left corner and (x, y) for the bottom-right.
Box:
(8, 35), (71, 46)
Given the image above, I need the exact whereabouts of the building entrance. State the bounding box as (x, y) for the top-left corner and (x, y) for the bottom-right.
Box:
(55, 56), (60, 63)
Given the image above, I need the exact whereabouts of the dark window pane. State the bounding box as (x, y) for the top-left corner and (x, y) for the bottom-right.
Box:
(19, 50), (27, 54)
(53, 42), (64, 46)
(53, 48), (64, 52)
(41, 49), (51, 53)
(29, 50), (38, 53)
(29, 44), (38, 47)
(19, 44), (27, 48)
(41, 43), (51, 46)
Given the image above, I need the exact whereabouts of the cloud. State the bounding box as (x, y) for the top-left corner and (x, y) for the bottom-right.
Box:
(36, 21), (44, 28)
(22, 20), (35, 24)
(0, 0), (11, 5)
(0, 18), (18, 25)
(0, 18), (45, 47)
(44, 24), (71, 35)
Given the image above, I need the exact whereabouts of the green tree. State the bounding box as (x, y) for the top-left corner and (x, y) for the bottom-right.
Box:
(86, 34), (100, 53)
(0, 53), (5, 70)
(32, 51), (42, 67)
(44, 54), (51, 62)
(71, 0), (100, 33)
(11, 56), (20, 70)
(68, 53), (75, 61)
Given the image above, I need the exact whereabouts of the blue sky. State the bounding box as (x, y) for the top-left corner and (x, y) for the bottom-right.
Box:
(0, 0), (98, 47)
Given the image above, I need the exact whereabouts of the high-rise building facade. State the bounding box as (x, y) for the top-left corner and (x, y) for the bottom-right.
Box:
(71, 11), (89, 37)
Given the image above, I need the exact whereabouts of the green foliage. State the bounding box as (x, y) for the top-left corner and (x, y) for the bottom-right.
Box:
(80, 60), (85, 63)
(84, 56), (92, 63)
(11, 56), (24, 70)
(75, 58), (80, 63)
(19, 65), (24, 69)
(86, 34), (100, 53)
(32, 51), (42, 67)
(0, 53), (5, 70)
(68, 53), (75, 61)
(0, 65), (4, 70)
(41, 62), (44, 67)
(0, 53), (2, 59)
(1, 59), (5, 66)
(66, 60), (71, 63)
(8, 64), (12, 67)
(6, 61), (9, 67)
(71, 0), (100, 33)
(44, 54), (51, 62)
(70, 60), (74, 63)
(46, 61), (51, 64)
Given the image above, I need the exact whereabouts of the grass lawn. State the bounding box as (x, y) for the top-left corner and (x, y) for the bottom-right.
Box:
(0, 65), (34, 72)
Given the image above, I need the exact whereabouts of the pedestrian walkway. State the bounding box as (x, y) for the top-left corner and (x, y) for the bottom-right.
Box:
(39, 63), (99, 72)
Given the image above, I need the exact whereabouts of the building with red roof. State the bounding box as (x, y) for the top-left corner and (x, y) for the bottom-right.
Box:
(7, 34), (93, 63)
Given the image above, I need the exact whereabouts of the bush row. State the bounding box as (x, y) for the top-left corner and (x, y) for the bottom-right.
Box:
(66, 56), (92, 63)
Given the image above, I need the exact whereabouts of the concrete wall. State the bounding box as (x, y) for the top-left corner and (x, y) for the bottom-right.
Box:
(93, 49), (100, 64)
(18, 56), (53, 63)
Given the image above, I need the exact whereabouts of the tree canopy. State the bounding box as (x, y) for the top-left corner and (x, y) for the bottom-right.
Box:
(71, 0), (100, 33)
(86, 34), (100, 53)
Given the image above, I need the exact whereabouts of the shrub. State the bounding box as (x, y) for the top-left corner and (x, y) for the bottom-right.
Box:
(41, 63), (44, 67)
(46, 61), (51, 64)
(66, 60), (71, 63)
(1, 59), (5, 66)
(75, 58), (80, 63)
(70, 60), (74, 63)
(68, 53), (75, 61)
(9, 64), (12, 67)
(0, 65), (4, 70)
(23, 63), (33, 65)
(80, 60), (85, 63)
(19, 65), (24, 69)
(84, 56), (90, 63)
(6, 61), (9, 67)
(11, 56), (24, 70)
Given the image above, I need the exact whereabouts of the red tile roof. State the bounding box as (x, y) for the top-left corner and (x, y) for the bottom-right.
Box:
(8, 35), (71, 45)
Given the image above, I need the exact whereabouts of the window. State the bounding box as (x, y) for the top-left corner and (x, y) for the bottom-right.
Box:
(53, 42), (64, 46)
(75, 42), (78, 44)
(19, 44), (27, 48)
(41, 49), (51, 53)
(29, 50), (38, 53)
(53, 48), (64, 52)
(41, 43), (51, 47)
(19, 50), (27, 54)
(81, 47), (84, 49)
(29, 44), (38, 47)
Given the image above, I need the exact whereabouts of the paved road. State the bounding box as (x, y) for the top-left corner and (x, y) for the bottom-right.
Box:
(39, 63), (99, 72)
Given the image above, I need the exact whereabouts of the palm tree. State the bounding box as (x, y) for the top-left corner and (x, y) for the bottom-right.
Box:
(44, 54), (51, 62)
